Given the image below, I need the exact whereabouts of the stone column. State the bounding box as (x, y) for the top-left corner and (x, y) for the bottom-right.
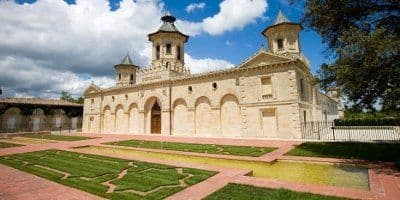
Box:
(161, 110), (170, 135)
(187, 108), (195, 135)
(138, 110), (145, 134)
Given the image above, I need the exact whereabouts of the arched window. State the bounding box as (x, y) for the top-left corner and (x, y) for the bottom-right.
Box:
(166, 43), (172, 54)
(130, 74), (134, 84)
(177, 46), (181, 60)
(277, 39), (283, 49)
(156, 45), (160, 59)
(166, 62), (170, 69)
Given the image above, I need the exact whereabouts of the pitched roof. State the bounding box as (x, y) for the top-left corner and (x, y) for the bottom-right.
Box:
(148, 13), (189, 42)
(159, 21), (180, 32)
(120, 53), (133, 65)
(262, 10), (301, 36)
(274, 10), (291, 25)
(0, 98), (82, 107)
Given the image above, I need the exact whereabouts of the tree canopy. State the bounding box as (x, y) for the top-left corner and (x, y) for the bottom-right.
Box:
(60, 91), (84, 104)
(302, 0), (399, 112)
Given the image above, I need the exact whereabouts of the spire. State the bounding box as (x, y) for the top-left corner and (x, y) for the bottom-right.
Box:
(274, 10), (291, 25)
(120, 53), (133, 65)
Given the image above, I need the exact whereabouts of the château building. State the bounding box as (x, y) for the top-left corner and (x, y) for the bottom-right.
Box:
(82, 11), (339, 139)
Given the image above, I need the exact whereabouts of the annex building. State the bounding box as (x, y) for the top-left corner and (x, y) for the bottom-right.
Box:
(82, 11), (339, 139)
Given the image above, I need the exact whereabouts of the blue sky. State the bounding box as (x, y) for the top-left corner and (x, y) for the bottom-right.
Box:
(2, 0), (334, 98)
(14, 0), (333, 72)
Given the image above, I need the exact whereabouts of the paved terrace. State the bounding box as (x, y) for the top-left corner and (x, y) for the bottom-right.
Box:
(0, 133), (399, 200)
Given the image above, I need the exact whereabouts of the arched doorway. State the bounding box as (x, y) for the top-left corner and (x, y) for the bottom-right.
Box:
(151, 102), (161, 134)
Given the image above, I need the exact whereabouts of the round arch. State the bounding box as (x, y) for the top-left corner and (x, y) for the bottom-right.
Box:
(3, 107), (21, 131)
(220, 94), (241, 136)
(173, 98), (187, 109)
(128, 103), (139, 134)
(194, 96), (217, 135)
(103, 105), (111, 113)
(4, 107), (21, 115)
(115, 104), (126, 133)
(172, 98), (190, 135)
(144, 96), (163, 134)
(102, 105), (114, 133)
(114, 104), (125, 114)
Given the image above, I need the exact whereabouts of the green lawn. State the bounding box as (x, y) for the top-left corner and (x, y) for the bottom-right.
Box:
(24, 134), (94, 141)
(0, 150), (216, 200)
(0, 141), (24, 148)
(285, 142), (400, 163)
(105, 139), (277, 157)
(205, 183), (348, 200)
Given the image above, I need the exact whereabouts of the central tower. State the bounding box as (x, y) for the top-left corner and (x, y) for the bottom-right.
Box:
(148, 13), (190, 76)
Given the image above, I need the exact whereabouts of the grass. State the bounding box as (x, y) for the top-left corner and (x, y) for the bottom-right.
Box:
(0, 150), (216, 200)
(285, 142), (400, 163)
(24, 134), (94, 141)
(105, 139), (277, 157)
(0, 141), (24, 148)
(205, 183), (349, 200)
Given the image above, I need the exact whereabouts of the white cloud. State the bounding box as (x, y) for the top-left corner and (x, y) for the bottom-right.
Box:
(177, 0), (268, 35)
(185, 54), (235, 74)
(0, 0), (164, 98)
(185, 2), (206, 13)
(0, 0), (261, 98)
(0, 55), (114, 99)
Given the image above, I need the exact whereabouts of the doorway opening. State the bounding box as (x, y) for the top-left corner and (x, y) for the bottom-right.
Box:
(151, 102), (161, 134)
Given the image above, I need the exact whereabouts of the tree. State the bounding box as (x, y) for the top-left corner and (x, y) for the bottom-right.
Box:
(301, 0), (400, 112)
(60, 91), (84, 104)
(316, 63), (336, 92)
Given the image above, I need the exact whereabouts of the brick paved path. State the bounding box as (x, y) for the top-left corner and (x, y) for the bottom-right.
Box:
(0, 133), (399, 200)
(0, 164), (101, 200)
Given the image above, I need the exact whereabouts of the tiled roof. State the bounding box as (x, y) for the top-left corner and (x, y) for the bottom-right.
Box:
(159, 21), (179, 32)
(148, 13), (189, 42)
(0, 98), (82, 107)
(274, 10), (291, 25)
(120, 53), (133, 65)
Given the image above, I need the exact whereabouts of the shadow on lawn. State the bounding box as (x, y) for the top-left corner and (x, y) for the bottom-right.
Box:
(288, 141), (400, 176)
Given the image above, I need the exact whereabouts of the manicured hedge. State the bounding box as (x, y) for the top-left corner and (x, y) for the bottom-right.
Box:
(334, 118), (400, 126)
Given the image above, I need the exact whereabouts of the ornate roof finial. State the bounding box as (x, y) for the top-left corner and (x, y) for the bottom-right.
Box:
(161, 11), (176, 23)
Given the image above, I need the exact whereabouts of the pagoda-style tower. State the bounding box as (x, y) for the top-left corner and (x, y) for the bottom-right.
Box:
(147, 13), (190, 75)
(114, 53), (139, 86)
(262, 10), (306, 63)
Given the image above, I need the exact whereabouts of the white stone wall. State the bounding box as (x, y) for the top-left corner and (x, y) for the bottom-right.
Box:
(83, 61), (332, 139)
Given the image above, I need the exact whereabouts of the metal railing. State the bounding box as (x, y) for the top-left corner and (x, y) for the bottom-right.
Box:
(301, 121), (400, 141)
(0, 114), (82, 134)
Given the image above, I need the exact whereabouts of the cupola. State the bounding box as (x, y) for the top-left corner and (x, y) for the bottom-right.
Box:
(114, 53), (139, 86)
(262, 10), (303, 56)
(147, 13), (189, 73)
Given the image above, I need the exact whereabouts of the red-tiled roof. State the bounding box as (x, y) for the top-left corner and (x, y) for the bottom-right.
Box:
(0, 98), (82, 107)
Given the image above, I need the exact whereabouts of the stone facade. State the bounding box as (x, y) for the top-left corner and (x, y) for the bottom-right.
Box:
(0, 98), (83, 133)
(83, 12), (339, 139)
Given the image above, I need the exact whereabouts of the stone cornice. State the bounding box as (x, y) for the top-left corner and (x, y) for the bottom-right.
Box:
(87, 59), (305, 97)
(243, 99), (299, 107)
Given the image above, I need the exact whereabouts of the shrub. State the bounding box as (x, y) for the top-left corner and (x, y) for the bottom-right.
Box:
(334, 118), (400, 126)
